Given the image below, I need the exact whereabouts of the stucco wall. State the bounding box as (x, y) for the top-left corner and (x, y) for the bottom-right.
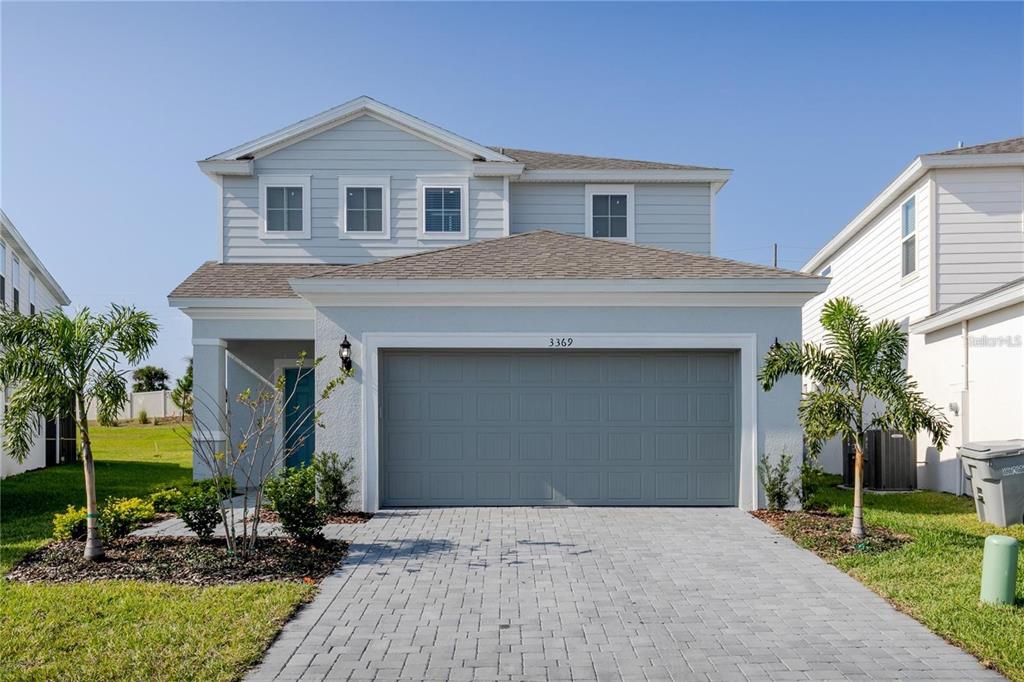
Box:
(313, 305), (805, 511)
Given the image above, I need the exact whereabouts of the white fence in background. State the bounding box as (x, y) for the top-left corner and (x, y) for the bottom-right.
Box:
(86, 390), (183, 422)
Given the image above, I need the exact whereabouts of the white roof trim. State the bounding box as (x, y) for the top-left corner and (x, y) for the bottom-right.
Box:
(910, 279), (1024, 334)
(289, 277), (829, 296)
(0, 209), (71, 306)
(203, 96), (514, 165)
(518, 169), (733, 184)
(803, 152), (1024, 273)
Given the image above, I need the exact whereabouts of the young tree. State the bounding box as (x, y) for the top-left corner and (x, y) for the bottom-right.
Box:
(132, 365), (170, 392)
(759, 297), (950, 538)
(171, 358), (193, 421)
(0, 306), (158, 560)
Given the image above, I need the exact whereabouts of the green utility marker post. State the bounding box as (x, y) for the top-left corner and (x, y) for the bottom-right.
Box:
(980, 535), (1020, 606)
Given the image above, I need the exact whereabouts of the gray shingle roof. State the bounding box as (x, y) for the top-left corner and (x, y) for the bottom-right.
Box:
(933, 136), (1024, 155)
(169, 262), (342, 298)
(490, 147), (725, 171)
(309, 230), (816, 281)
(171, 232), (817, 299)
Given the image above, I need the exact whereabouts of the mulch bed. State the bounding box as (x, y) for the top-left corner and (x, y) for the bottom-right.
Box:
(752, 509), (910, 562)
(6, 536), (348, 586)
(253, 509), (373, 525)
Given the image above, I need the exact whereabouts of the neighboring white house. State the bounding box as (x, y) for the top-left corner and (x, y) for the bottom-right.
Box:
(0, 209), (74, 478)
(170, 96), (828, 511)
(802, 137), (1024, 494)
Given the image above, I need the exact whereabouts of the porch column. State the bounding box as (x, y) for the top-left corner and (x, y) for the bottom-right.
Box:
(191, 337), (227, 479)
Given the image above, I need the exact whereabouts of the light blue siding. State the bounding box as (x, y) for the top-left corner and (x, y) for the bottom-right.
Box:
(223, 115), (505, 263)
(510, 183), (712, 254)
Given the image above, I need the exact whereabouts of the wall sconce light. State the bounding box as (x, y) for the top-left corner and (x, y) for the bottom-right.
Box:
(339, 335), (352, 372)
(771, 337), (782, 351)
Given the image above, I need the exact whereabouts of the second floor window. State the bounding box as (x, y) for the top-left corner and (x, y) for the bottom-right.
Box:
(586, 184), (635, 242)
(0, 241), (6, 306)
(12, 256), (20, 312)
(29, 273), (36, 315)
(340, 176), (390, 239)
(901, 197), (916, 277)
(258, 175), (311, 239)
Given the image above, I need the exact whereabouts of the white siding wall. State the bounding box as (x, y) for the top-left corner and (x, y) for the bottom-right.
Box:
(509, 182), (712, 254)
(222, 115), (506, 264)
(935, 167), (1024, 310)
(804, 176), (933, 342)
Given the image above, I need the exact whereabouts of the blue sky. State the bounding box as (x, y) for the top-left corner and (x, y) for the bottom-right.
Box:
(3, 2), (1021, 379)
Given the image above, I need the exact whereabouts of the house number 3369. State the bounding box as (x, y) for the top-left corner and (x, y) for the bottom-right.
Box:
(549, 337), (574, 347)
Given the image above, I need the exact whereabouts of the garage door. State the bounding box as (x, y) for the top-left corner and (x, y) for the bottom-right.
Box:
(379, 350), (738, 506)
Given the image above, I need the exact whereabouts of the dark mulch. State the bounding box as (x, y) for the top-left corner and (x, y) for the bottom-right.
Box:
(6, 536), (348, 586)
(253, 509), (373, 525)
(753, 509), (910, 562)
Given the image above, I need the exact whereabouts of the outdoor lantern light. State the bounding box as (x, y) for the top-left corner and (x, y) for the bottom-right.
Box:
(771, 337), (782, 351)
(339, 335), (352, 372)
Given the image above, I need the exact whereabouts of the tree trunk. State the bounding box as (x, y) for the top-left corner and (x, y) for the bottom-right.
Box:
(78, 398), (104, 560)
(851, 439), (866, 539)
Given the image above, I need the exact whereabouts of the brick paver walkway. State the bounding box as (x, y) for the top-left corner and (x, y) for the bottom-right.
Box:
(246, 508), (1000, 681)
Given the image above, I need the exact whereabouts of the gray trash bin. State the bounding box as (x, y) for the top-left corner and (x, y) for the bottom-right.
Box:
(960, 440), (1024, 527)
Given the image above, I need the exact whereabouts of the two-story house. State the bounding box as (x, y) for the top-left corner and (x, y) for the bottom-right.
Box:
(802, 137), (1024, 494)
(170, 97), (828, 511)
(0, 209), (75, 478)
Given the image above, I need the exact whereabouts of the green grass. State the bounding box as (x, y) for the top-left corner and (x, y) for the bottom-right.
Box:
(1, 423), (312, 682)
(813, 482), (1024, 681)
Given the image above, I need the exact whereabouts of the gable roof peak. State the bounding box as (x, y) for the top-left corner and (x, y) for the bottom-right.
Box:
(204, 96), (515, 164)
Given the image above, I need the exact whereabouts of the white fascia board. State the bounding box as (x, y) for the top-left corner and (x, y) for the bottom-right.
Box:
(518, 169), (733, 184)
(0, 209), (71, 306)
(910, 280), (1024, 334)
(803, 152), (1024, 273)
(472, 161), (525, 177)
(204, 96), (514, 164)
(197, 159), (254, 177)
(168, 296), (313, 320)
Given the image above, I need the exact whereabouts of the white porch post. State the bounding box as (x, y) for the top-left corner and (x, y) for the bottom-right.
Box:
(191, 337), (227, 479)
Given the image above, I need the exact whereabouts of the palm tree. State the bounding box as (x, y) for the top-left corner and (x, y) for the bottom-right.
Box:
(0, 305), (158, 560)
(759, 297), (950, 538)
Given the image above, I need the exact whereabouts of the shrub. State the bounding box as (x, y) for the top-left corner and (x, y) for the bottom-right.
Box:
(797, 460), (828, 509)
(312, 451), (355, 515)
(138, 409), (149, 425)
(53, 505), (88, 541)
(193, 475), (236, 501)
(758, 452), (794, 511)
(264, 465), (326, 543)
(176, 486), (221, 540)
(149, 487), (184, 513)
(101, 497), (156, 539)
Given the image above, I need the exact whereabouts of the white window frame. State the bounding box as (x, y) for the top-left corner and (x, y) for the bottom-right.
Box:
(28, 273), (36, 314)
(0, 241), (6, 306)
(11, 256), (20, 312)
(417, 176), (470, 241)
(585, 184), (635, 242)
(258, 175), (312, 240)
(339, 176), (391, 240)
(900, 196), (917, 279)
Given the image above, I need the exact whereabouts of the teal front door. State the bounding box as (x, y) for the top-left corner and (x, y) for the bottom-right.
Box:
(284, 368), (315, 468)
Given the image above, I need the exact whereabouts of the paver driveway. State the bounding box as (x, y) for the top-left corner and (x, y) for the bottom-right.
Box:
(249, 508), (1000, 681)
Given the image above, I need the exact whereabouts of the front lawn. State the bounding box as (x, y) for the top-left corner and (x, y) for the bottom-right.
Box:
(766, 481), (1024, 681)
(1, 423), (312, 682)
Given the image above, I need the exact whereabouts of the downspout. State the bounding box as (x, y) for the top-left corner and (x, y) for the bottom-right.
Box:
(959, 319), (970, 497)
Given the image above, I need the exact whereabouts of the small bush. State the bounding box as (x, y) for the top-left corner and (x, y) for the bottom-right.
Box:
(758, 452), (794, 511)
(797, 460), (828, 509)
(101, 497), (156, 539)
(176, 486), (221, 540)
(149, 487), (184, 513)
(312, 451), (356, 515)
(193, 475), (236, 501)
(53, 505), (88, 541)
(138, 409), (149, 425)
(265, 465), (326, 543)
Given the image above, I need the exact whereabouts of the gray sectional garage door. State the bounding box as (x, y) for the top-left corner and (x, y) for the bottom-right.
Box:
(380, 350), (738, 506)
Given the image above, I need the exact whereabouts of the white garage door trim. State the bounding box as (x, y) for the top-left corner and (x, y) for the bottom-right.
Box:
(361, 332), (759, 512)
